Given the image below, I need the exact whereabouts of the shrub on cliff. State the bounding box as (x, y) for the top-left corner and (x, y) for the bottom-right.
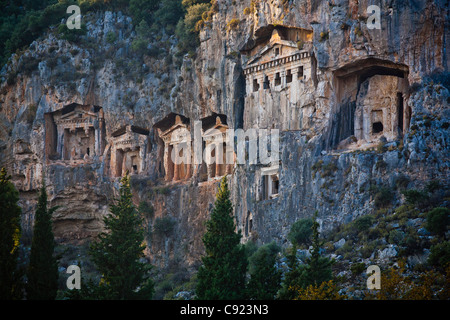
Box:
(425, 207), (449, 236)
(288, 218), (314, 247)
(246, 241), (281, 300)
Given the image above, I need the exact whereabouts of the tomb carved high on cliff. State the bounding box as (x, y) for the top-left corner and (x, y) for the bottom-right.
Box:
(154, 113), (192, 182)
(153, 112), (235, 184)
(110, 125), (150, 177)
(329, 58), (411, 150)
(199, 114), (233, 182)
(240, 25), (316, 131)
(44, 103), (106, 164)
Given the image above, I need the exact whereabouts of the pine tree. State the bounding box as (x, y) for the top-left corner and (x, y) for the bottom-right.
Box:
(301, 212), (333, 287)
(0, 168), (23, 300)
(246, 241), (281, 300)
(26, 182), (59, 300)
(196, 176), (247, 300)
(279, 211), (333, 299)
(89, 174), (154, 300)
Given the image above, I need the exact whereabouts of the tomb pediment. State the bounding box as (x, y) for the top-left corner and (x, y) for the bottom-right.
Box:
(165, 126), (191, 144)
(201, 114), (228, 137)
(240, 25), (313, 58)
(154, 113), (189, 131)
(157, 114), (191, 144)
(60, 109), (96, 120)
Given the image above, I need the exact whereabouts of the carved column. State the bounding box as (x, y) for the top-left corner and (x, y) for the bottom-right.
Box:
(164, 143), (171, 181)
(94, 128), (99, 156)
(57, 126), (64, 160)
(173, 163), (179, 181)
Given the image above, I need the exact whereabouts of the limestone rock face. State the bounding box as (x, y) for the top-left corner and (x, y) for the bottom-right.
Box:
(0, 1), (448, 268)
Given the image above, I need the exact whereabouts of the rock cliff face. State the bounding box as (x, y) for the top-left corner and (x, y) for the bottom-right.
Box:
(0, 0), (449, 269)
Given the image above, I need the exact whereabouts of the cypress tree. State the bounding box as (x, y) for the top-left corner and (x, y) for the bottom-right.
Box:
(89, 174), (154, 299)
(26, 182), (59, 300)
(196, 176), (247, 300)
(0, 168), (23, 300)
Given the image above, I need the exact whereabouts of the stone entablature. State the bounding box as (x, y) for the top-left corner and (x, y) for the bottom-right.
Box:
(54, 117), (96, 126)
(243, 51), (311, 76)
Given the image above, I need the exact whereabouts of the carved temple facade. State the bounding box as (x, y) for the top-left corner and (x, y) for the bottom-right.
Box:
(331, 58), (411, 149)
(153, 113), (234, 183)
(110, 125), (150, 177)
(44, 103), (106, 163)
(240, 25), (315, 131)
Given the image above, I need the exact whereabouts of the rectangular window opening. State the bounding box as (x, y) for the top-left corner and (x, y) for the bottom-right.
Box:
(298, 66), (304, 79)
(275, 72), (281, 86)
(286, 69), (292, 83)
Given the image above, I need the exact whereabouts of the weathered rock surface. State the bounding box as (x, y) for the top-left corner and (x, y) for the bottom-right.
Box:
(0, 1), (448, 271)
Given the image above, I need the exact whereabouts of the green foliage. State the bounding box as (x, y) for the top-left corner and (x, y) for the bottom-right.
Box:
(425, 180), (441, 193)
(105, 31), (117, 44)
(128, 0), (161, 26)
(153, 216), (176, 238)
(138, 201), (154, 220)
(352, 215), (374, 232)
(89, 174), (154, 299)
(293, 280), (345, 300)
(18, 56), (40, 76)
(56, 22), (87, 42)
(246, 241), (281, 300)
(280, 212), (333, 299)
(175, 1), (211, 56)
(153, 0), (184, 33)
(196, 177), (247, 300)
(288, 218), (314, 247)
(350, 262), (366, 276)
(425, 207), (449, 236)
(152, 186), (170, 195)
(388, 229), (405, 245)
(402, 189), (430, 207)
(395, 174), (410, 191)
(428, 241), (450, 269)
(319, 31), (329, 41)
(374, 186), (394, 208)
(376, 140), (387, 153)
(0, 168), (23, 300)
(0, 0), (80, 66)
(131, 37), (149, 55)
(26, 182), (59, 300)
